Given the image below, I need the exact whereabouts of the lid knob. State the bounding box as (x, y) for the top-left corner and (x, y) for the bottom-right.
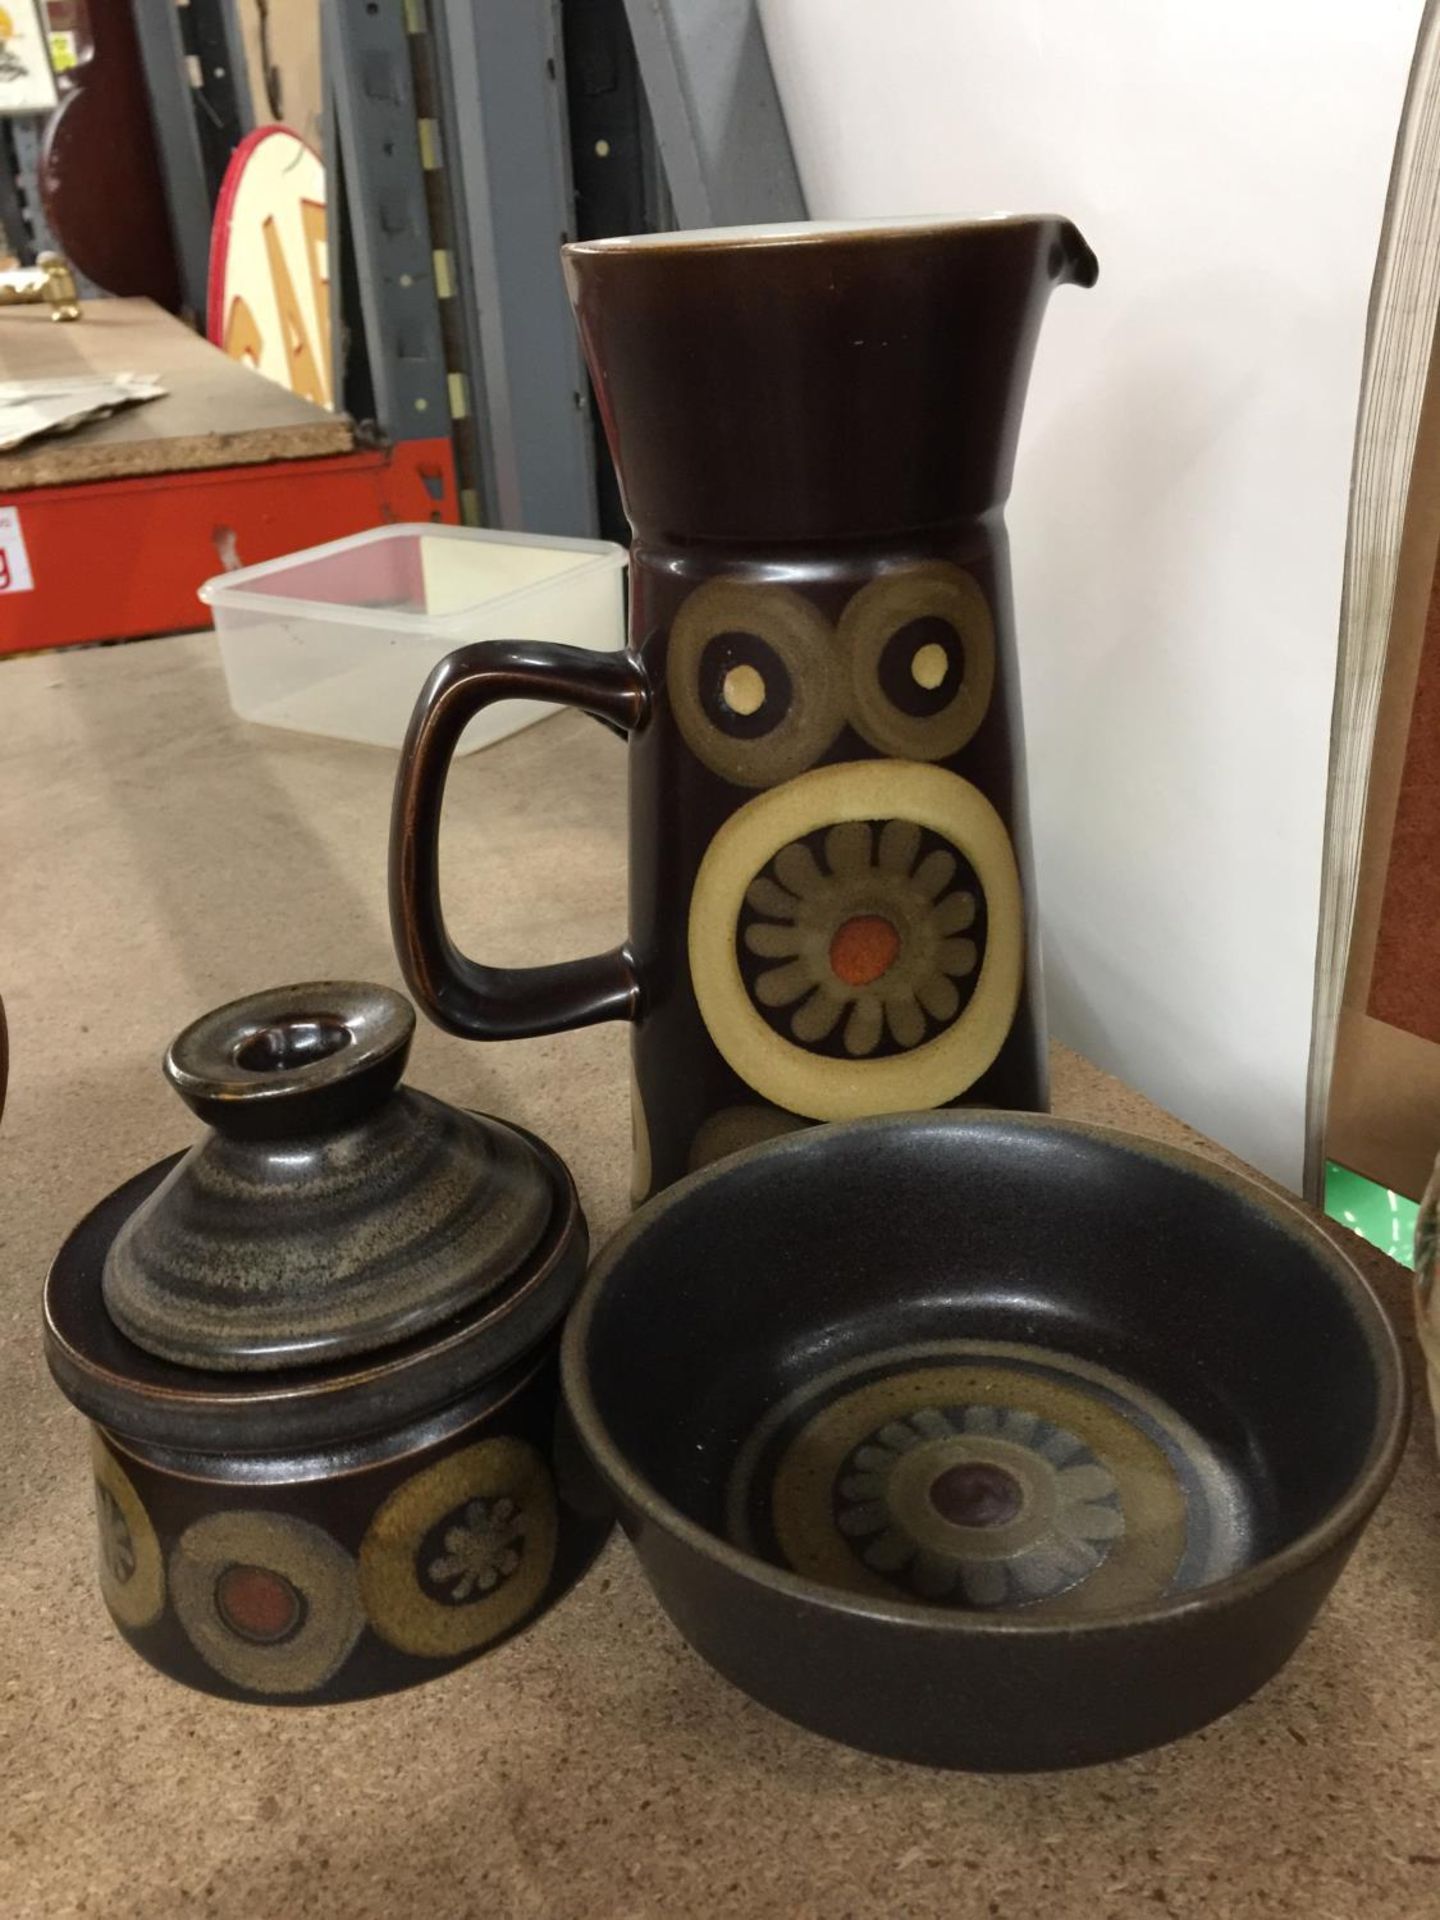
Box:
(99, 981), (557, 1373)
(165, 982), (414, 1139)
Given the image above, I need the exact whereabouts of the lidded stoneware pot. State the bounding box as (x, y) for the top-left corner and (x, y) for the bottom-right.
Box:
(44, 983), (609, 1704)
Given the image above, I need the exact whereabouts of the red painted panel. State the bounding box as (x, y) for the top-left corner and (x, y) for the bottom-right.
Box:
(0, 440), (458, 654)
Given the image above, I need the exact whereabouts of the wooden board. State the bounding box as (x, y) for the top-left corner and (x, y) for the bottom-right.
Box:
(0, 297), (352, 491)
(236, 0), (323, 149)
(1326, 324), (1440, 1199)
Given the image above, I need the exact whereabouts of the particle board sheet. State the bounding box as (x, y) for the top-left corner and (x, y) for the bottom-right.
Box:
(0, 298), (352, 491)
(3, 633), (1439, 1920)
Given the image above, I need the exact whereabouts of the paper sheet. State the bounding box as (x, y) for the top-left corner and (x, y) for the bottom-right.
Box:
(0, 374), (165, 453)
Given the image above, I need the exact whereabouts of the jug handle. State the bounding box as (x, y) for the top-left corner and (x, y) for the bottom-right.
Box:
(390, 640), (650, 1039)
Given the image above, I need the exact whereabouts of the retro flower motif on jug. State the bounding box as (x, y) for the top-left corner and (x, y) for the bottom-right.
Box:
(689, 760), (1023, 1120)
(675, 564), (1027, 1121)
(739, 818), (983, 1059)
(360, 1436), (557, 1659)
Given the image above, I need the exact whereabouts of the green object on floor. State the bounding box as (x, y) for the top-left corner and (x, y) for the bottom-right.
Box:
(1324, 1161), (1418, 1269)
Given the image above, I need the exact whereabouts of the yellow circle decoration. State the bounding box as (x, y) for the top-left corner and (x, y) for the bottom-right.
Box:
(169, 1510), (363, 1694)
(666, 579), (844, 787)
(841, 563), (996, 761)
(359, 1436), (557, 1658)
(688, 760), (1023, 1119)
(910, 642), (949, 691)
(91, 1434), (165, 1631)
(721, 663), (766, 716)
(688, 1103), (809, 1172)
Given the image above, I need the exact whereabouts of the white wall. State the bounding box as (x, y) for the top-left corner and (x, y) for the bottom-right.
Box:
(760, 0), (1422, 1184)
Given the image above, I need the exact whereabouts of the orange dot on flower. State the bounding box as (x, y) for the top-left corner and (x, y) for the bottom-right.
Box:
(215, 1563), (302, 1642)
(828, 914), (901, 987)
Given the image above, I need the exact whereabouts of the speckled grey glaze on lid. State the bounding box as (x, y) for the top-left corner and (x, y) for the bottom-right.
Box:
(101, 982), (551, 1371)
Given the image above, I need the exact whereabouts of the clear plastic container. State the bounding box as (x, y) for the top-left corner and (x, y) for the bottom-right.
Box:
(199, 524), (627, 754)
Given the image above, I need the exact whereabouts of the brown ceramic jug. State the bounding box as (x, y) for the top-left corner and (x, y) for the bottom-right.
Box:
(391, 217), (1098, 1200)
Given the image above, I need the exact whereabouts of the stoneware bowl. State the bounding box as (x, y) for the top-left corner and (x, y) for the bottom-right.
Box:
(563, 1111), (1407, 1770)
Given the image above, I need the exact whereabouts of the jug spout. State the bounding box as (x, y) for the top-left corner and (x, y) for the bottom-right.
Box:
(1055, 218), (1100, 290)
(564, 215), (1098, 543)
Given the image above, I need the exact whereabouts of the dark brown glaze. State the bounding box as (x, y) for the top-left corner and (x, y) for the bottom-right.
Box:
(623, 528), (1046, 1191)
(43, 983), (611, 1703)
(48, 1157), (609, 1703)
(391, 645), (649, 1040)
(562, 216), (1098, 543)
(101, 984), (556, 1373)
(563, 1111), (1407, 1770)
(86, 1345), (610, 1705)
(392, 218), (1096, 1196)
(47, 1137), (586, 1455)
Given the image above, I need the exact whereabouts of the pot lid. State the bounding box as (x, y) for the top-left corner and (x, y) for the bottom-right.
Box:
(100, 982), (556, 1372)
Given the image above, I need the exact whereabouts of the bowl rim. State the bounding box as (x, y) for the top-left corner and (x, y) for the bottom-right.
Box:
(562, 1109), (1409, 1638)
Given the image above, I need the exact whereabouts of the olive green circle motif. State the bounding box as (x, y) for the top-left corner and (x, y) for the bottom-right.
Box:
(359, 1436), (557, 1659)
(688, 759), (1023, 1119)
(169, 1510), (364, 1694)
(841, 562), (996, 761)
(688, 1103), (809, 1172)
(667, 579), (845, 788)
(754, 1361), (1189, 1617)
(91, 1433), (165, 1630)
